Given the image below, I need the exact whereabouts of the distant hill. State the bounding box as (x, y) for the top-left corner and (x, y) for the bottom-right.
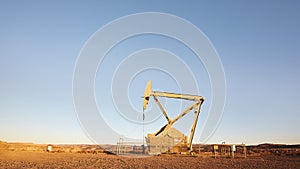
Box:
(246, 143), (300, 156)
(0, 141), (299, 156)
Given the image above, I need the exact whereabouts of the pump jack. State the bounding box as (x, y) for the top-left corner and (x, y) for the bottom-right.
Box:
(143, 80), (204, 154)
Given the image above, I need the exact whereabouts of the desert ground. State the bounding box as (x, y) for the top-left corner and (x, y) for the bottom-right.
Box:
(0, 151), (300, 169)
(0, 141), (299, 169)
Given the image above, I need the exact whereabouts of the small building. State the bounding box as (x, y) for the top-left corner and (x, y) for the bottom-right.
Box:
(47, 145), (52, 152)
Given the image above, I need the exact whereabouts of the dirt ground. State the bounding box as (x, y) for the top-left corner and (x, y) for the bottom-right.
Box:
(0, 151), (299, 169)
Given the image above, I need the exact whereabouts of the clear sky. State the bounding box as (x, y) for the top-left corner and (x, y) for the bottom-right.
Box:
(0, 0), (299, 145)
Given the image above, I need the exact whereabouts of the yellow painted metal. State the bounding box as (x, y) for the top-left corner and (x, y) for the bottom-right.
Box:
(143, 80), (152, 111)
(153, 95), (171, 123)
(188, 102), (203, 150)
(153, 91), (203, 101)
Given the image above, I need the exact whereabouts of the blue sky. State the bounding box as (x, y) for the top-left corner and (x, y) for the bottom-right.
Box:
(0, 1), (299, 145)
